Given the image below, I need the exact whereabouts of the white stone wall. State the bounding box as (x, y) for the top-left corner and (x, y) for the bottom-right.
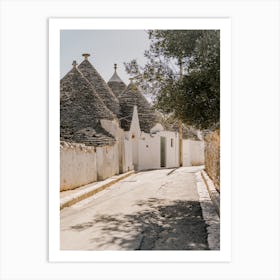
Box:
(100, 118), (134, 174)
(60, 141), (120, 191)
(100, 119), (122, 173)
(60, 142), (97, 191)
(159, 131), (180, 168)
(123, 138), (133, 172)
(136, 130), (179, 171)
(96, 143), (119, 181)
(183, 139), (205, 167)
(129, 106), (141, 170)
(131, 136), (139, 170)
(182, 140), (191, 166)
(138, 133), (160, 170)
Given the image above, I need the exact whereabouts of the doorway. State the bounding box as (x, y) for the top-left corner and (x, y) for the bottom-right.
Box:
(160, 136), (166, 167)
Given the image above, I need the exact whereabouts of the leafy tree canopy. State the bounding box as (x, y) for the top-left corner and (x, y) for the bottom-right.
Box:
(124, 30), (220, 130)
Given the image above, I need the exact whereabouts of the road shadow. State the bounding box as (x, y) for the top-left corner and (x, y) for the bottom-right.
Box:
(70, 198), (210, 250)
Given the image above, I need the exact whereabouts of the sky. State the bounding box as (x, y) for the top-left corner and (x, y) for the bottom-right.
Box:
(60, 30), (150, 84)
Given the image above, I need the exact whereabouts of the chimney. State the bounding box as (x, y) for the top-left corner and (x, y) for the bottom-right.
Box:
(82, 53), (90, 60)
(72, 60), (77, 68)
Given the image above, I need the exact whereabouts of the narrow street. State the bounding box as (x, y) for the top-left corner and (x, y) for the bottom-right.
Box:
(60, 167), (216, 250)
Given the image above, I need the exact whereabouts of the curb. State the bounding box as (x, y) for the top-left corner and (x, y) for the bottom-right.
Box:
(60, 170), (135, 210)
(201, 170), (220, 216)
(195, 171), (220, 250)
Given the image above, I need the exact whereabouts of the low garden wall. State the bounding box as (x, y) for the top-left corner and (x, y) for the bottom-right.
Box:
(96, 143), (119, 181)
(60, 142), (120, 191)
(60, 142), (97, 191)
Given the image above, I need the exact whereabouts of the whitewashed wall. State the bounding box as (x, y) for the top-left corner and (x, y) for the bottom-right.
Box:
(131, 136), (139, 170)
(101, 117), (135, 173)
(123, 138), (133, 172)
(100, 119), (122, 173)
(60, 142), (97, 191)
(96, 143), (119, 181)
(159, 131), (179, 168)
(138, 132), (160, 170)
(129, 106), (141, 170)
(183, 139), (205, 167)
(136, 130), (179, 171)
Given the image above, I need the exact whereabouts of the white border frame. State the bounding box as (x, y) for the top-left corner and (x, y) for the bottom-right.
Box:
(49, 18), (231, 262)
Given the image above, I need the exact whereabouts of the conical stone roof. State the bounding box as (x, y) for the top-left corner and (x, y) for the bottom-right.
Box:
(107, 64), (127, 97)
(118, 82), (157, 133)
(60, 63), (116, 147)
(78, 54), (120, 116)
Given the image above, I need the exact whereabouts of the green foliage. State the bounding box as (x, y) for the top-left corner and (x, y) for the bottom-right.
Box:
(124, 30), (220, 130)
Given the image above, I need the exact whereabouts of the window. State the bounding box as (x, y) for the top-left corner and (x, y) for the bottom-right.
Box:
(171, 138), (174, 147)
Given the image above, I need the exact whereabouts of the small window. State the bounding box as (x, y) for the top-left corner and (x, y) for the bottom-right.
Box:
(146, 145), (149, 148)
(171, 138), (174, 147)
(132, 134), (135, 139)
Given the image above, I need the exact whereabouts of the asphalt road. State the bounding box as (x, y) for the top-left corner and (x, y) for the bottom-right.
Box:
(60, 167), (210, 250)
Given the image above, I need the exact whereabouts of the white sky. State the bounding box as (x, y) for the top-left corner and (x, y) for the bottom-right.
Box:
(60, 30), (150, 84)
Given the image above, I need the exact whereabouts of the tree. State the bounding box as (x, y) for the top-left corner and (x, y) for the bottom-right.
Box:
(124, 30), (220, 130)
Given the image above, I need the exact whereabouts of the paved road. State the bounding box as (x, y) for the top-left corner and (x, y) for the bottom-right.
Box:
(60, 167), (210, 250)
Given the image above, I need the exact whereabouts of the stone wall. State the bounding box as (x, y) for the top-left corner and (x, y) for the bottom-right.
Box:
(136, 130), (179, 171)
(183, 140), (205, 167)
(123, 138), (134, 172)
(159, 130), (180, 168)
(60, 142), (97, 191)
(100, 118), (133, 174)
(204, 130), (220, 191)
(60, 141), (120, 191)
(138, 133), (160, 171)
(96, 143), (119, 181)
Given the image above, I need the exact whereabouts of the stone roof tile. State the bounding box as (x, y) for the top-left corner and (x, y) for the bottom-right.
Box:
(78, 56), (120, 116)
(108, 64), (127, 97)
(118, 82), (157, 133)
(60, 65), (116, 147)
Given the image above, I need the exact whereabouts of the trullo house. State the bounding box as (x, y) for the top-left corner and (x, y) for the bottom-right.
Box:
(60, 54), (204, 191)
